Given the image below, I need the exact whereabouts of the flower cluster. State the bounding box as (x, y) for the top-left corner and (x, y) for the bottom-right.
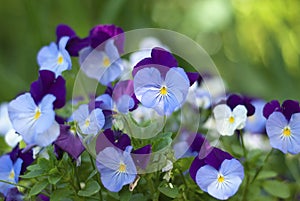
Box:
(0, 23), (298, 201)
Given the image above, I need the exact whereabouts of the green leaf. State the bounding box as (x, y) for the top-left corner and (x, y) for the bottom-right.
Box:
(50, 188), (73, 201)
(152, 132), (172, 152)
(158, 182), (179, 198)
(21, 169), (45, 179)
(78, 180), (100, 197)
(38, 158), (51, 170)
(256, 170), (277, 180)
(48, 173), (62, 185)
(29, 180), (48, 196)
(262, 180), (290, 199)
(119, 188), (132, 201)
(26, 164), (42, 171)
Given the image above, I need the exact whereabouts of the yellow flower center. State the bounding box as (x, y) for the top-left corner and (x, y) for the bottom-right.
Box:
(9, 169), (15, 180)
(229, 116), (235, 124)
(282, 126), (291, 137)
(160, 86), (168, 96)
(84, 118), (90, 127)
(217, 174), (225, 183)
(57, 55), (63, 64)
(119, 163), (126, 173)
(34, 108), (41, 120)
(103, 56), (111, 67)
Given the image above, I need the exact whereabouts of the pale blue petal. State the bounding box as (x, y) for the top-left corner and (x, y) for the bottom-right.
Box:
(13, 158), (23, 183)
(196, 165), (219, 192)
(34, 121), (60, 147)
(134, 67), (163, 101)
(0, 155), (14, 196)
(117, 95), (134, 114)
(163, 92), (180, 115)
(79, 46), (93, 65)
(99, 60), (122, 85)
(288, 113), (300, 154)
(220, 159), (244, 180)
(96, 94), (113, 110)
(90, 109), (105, 132)
(35, 94), (56, 134)
(37, 42), (58, 67)
(207, 176), (242, 200)
(105, 39), (120, 62)
(171, 67), (189, 83)
(72, 104), (89, 123)
(58, 36), (69, 50)
(141, 89), (160, 108)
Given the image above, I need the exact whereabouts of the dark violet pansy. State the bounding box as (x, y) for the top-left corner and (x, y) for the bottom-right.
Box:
(263, 100), (300, 154)
(132, 47), (199, 86)
(30, 70), (66, 109)
(189, 147), (244, 200)
(54, 125), (85, 160)
(56, 24), (124, 56)
(95, 129), (151, 192)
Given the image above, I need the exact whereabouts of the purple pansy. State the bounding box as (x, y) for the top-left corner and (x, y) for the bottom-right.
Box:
(56, 24), (124, 56)
(71, 104), (105, 135)
(264, 100), (300, 154)
(134, 67), (190, 116)
(37, 36), (72, 77)
(132, 47), (199, 86)
(112, 80), (139, 113)
(9, 145), (34, 175)
(54, 125), (85, 160)
(8, 93), (60, 147)
(190, 147), (244, 200)
(30, 70), (66, 109)
(226, 94), (255, 116)
(95, 129), (151, 192)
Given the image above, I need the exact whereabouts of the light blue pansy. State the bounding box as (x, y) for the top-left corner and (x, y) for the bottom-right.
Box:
(0, 155), (23, 196)
(37, 36), (72, 78)
(96, 146), (137, 192)
(196, 159), (244, 200)
(71, 104), (105, 135)
(266, 112), (300, 154)
(134, 67), (189, 116)
(80, 39), (123, 86)
(8, 93), (59, 147)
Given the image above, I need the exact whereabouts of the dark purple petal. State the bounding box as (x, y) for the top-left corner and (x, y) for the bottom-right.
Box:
(115, 134), (131, 151)
(37, 194), (50, 201)
(129, 94), (139, 111)
(227, 94), (255, 116)
(263, 100), (280, 119)
(189, 133), (210, 153)
(151, 47), (178, 68)
(54, 125), (85, 160)
(66, 37), (90, 57)
(186, 72), (199, 86)
(9, 145), (34, 175)
(55, 115), (66, 124)
(281, 100), (300, 121)
(112, 80), (134, 101)
(132, 58), (153, 76)
(204, 147), (233, 170)
(56, 24), (76, 42)
(5, 188), (23, 201)
(30, 70), (66, 109)
(89, 24), (124, 53)
(132, 144), (152, 170)
(189, 156), (206, 182)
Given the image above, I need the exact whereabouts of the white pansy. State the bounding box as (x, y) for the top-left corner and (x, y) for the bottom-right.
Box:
(213, 104), (247, 136)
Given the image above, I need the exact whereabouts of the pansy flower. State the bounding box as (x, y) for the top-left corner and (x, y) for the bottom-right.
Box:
(263, 100), (300, 154)
(0, 155), (23, 196)
(8, 93), (59, 147)
(190, 148), (244, 200)
(71, 104), (105, 135)
(213, 94), (253, 136)
(95, 129), (151, 192)
(112, 80), (138, 114)
(79, 39), (124, 86)
(37, 36), (72, 77)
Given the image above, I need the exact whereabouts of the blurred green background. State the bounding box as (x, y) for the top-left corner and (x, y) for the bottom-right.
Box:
(1, 0), (300, 102)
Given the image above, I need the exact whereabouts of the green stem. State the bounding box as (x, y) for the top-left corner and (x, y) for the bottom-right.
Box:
(251, 149), (274, 183)
(239, 131), (249, 201)
(89, 154), (103, 201)
(0, 179), (29, 189)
